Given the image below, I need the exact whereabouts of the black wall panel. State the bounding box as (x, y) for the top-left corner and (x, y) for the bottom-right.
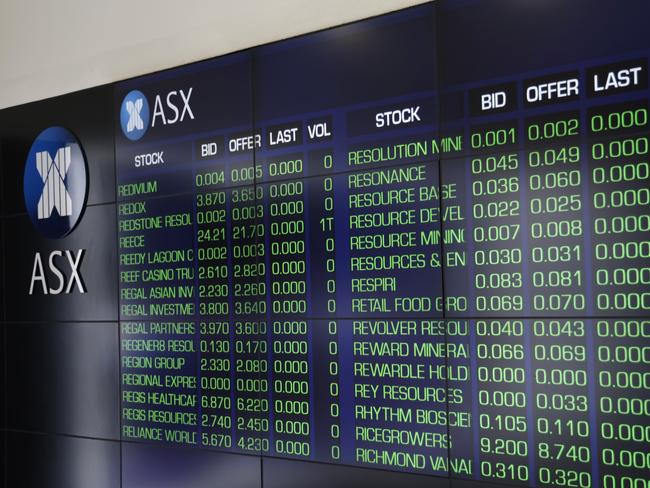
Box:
(0, 85), (116, 215)
(6, 432), (119, 488)
(1, 431), (5, 488)
(1, 322), (4, 428)
(6, 322), (119, 439)
(0, 138), (4, 216)
(4, 203), (118, 322)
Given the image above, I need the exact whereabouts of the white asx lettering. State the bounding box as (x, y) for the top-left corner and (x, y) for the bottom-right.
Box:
(29, 249), (86, 295)
(152, 88), (194, 127)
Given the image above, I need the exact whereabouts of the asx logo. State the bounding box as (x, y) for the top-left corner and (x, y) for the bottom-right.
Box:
(24, 127), (87, 238)
(120, 90), (150, 141)
(23, 126), (88, 295)
(35, 146), (72, 219)
(120, 87), (194, 140)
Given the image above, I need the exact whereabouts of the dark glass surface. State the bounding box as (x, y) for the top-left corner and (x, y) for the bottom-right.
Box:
(6, 322), (119, 439)
(4, 203), (118, 322)
(438, 0), (650, 86)
(122, 442), (261, 488)
(5, 432), (119, 488)
(0, 84), (116, 215)
(254, 3), (437, 120)
(262, 457), (448, 488)
(1, 431), (5, 488)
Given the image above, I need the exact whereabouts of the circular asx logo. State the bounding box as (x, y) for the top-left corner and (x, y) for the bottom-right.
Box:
(23, 127), (88, 239)
(120, 89), (150, 140)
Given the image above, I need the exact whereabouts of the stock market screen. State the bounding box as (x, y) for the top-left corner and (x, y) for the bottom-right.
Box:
(114, 2), (650, 487)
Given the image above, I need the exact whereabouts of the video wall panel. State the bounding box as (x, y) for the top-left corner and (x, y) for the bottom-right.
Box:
(110, 2), (650, 486)
(436, 3), (650, 485)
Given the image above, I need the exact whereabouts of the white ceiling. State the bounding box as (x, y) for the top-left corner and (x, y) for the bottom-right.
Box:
(0, 0), (430, 108)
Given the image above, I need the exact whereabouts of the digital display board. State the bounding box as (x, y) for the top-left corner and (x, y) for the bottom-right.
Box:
(113, 2), (650, 487)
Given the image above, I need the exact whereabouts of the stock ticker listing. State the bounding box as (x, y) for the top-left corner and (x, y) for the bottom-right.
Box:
(109, 3), (650, 487)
